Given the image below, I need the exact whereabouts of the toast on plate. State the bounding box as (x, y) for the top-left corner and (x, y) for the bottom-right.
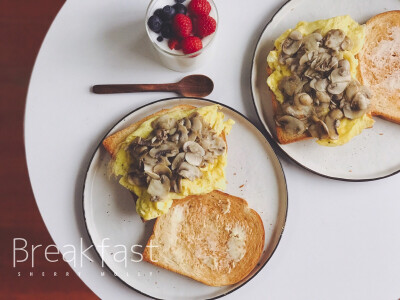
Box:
(357, 10), (400, 124)
(142, 190), (265, 286)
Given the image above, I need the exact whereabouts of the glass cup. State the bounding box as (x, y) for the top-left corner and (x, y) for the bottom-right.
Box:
(145, 0), (218, 72)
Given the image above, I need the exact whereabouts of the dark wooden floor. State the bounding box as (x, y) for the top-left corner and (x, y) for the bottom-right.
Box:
(0, 1), (97, 298)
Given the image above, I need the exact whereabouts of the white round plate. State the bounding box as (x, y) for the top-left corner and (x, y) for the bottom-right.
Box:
(83, 98), (288, 300)
(251, 0), (400, 181)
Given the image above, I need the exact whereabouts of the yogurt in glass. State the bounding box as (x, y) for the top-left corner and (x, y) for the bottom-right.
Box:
(145, 0), (218, 72)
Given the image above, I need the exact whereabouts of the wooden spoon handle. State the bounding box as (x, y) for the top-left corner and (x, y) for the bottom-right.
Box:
(92, 83), (176, 94)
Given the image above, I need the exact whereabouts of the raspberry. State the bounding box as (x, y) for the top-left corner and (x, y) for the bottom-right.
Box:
(194, 15), (216, 37)
(181, 36), (203, 54)
(173, 14), (193, 38)
(168, 38), (180, 50)
(188, 0), (211, 17)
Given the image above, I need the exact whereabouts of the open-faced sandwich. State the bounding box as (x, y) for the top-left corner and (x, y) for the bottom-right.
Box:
(103, 104), (266, 286)
(267, 15), (375, 146)
(103, 104), (234, 221)
(267, 11), (400, 146)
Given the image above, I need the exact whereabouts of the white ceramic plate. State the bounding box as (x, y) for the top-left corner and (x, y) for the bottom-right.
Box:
(251, 0), (400, 181)
(83, 98), (288, 300)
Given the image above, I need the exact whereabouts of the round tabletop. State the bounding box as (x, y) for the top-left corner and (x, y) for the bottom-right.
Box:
(25, 0), (400, 299)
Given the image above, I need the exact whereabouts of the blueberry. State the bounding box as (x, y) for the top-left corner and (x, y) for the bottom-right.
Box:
(147, 15), (162, 33)
(157, 36), (164, 42)
(172, 3), (187, 15)
(161, 23), (173, 39)
(154, 8), (163, 18)
(175, 0), (185, 3)
(161, 5), (175, 21)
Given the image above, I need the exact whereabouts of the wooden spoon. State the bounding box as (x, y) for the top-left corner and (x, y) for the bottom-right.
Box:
(92, 75), (214, 98)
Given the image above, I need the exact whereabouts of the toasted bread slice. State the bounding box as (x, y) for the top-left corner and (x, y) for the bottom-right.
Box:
(267, 67), (312, 144)
(142, 190), (265, 286)
(357, 11), (400, 124)
(103, 104), (196, 157)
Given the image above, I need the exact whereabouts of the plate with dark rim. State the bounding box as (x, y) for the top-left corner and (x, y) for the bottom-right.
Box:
(82, 97), (288, 299)
(251, 0), (400, 181)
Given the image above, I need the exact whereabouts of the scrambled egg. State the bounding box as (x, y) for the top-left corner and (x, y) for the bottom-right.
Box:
(111, 105), (234, 220)
(267, 15), (374, 146)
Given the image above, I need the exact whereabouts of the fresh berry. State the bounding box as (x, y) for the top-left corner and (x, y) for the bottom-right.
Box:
(161, 23), (173, 39)
(175, 0), (186, 3)
(168, 38), (180, 50)
(148, 15), (163, 33)
(194, 15), (216, 37)
(173, 3), (187, 15)
(181, 36), (203, 54)
(188, 0), (211, 16)
(173, 14), (192, 38)
(154, 8), (163, 18)
(157, 36), (164, 42)
(161, 5), (176, 21)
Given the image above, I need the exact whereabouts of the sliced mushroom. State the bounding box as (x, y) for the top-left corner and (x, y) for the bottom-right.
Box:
(324, 29), (345, 50)
(169, 132), (180, 143)
(327, 81), (349, 95)
(153, 164), (172, 178)
(144, 163), (160, 180)
(303, 32), (323, 51)
(276, 115), (306, 135)
(342, 92), (370, 120)
(282, 104), (312, 119)
(133, 136), (152, 146)
(170, 176), (182, 193)
(188, 131), (198, 142)
(316, 91), (331, 103)
(177, 124), (188, 145)
(208, 136), (226, 156)
(308, 116), (329, 139)
(324, 109), (344, 140)
(352, 93), (370, 111)
(171, 152), (185, 170)
(304, 67), (322, 79)
(310, 78), (329, 92)
(183, 141), (205, 156)
(294, 93), (313, 106)
(178, 162), (202, 181)
(279, 75), (304, 96)
(310, 52), (337, 72)
(141, 153), (158, 168)
(155, 128), (168, 141)
(282, 31), (303, 55)
(345, 80), (360, 101)
(149, 142), (179, 158)
(131, 145), (148, 156)
(185, 152), (203, 166)
(148, 175), (170, 201)
(343, 103), (363, 119)
(329, 66), (351, 85)
(340, 36), (353, 51)
(190, 115), (203, 134)
(289, 30), (303, 40)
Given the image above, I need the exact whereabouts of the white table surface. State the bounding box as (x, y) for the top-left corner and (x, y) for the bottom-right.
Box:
(25, 0), (400, 299)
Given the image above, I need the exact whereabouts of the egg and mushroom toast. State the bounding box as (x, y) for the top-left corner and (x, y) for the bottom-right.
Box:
(267, 15), (375, 146)
(142, 190), (265, 286)
(103, 104), (234, 221)
(357, 11), (400, 124)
